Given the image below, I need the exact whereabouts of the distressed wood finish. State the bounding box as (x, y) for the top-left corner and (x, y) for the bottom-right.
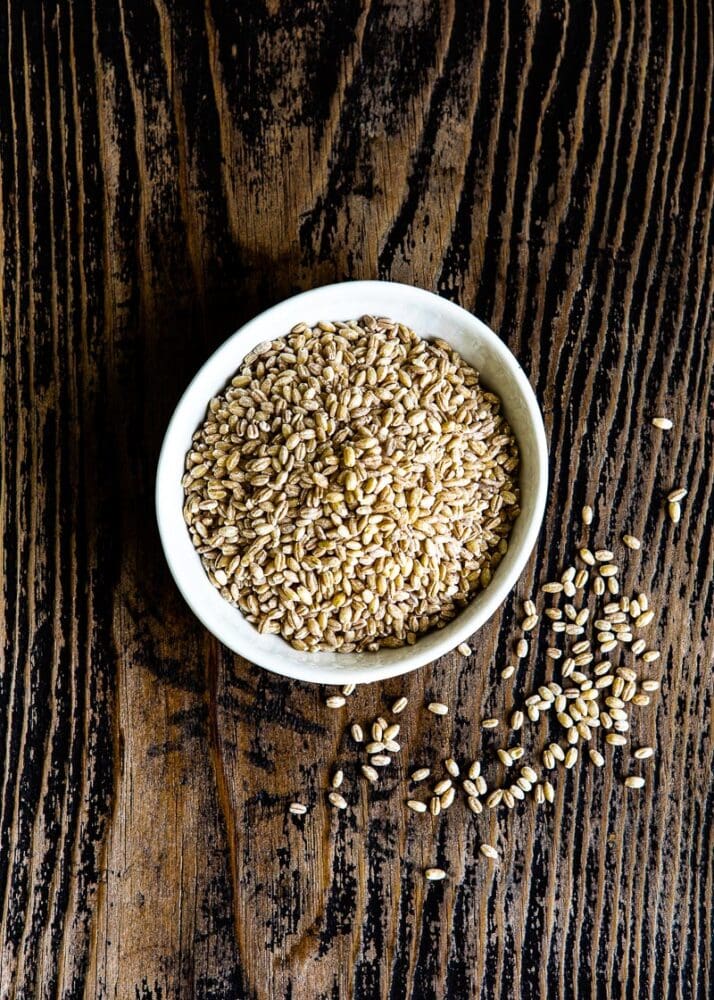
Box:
(1, 1), (713, 997)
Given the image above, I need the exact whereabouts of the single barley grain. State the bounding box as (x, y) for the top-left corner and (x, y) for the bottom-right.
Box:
(593, 577), (605, 596)
(411, 768), (431, 782)
(543, 749), (556, 769)
(524, 599), (537, 616)
(482, 718), (500, 729)
(624, 776), (645, 789)
(550, 743), (565, 762)
(462, 779), (479, 797)
(579, 547), (596, 566)
(430, 796), (441, 817)
(652, 416), (673, 429)
(635, 610), (654, 628)
(392, 697), (408, 715)
(643, 650), (660, 662)
(497, 749), (514, 767)
(606, 733), (627, 746)
(502, 665), (516, 680)
(522, 615), (539, 631)
(445, 758), (460, 777)
(623, 534), (641, 550)
(468, 761), (481, 780)
(326, 696), (346, 709)
(634, 747), (655, 760)
(582, 505), (593, 525)
(589, 749), (605, 767)
(480, 844), (499, 861)
(641, 680), (660, 692)
(331, 770), (344, 789)
(511, 710), (524, 731)
(425, 867), (446, 881)
(407, 799), (427, 813)
(543, 582), (564, 594)
(441, 787), (456, 809)
(516, 639), (529, 658)
(434, 778), (452, 795)
(564, 747), (578, 769)
(668, 501), (681, 523)
(428, 702), (449, 716)
(329, 791), (348, 809)
(486, 790), (503, 808)
(361, 764), (379, 782)
(467, 796), (483, 814)
(342, 683), (356, 696)
(289, 802), (308, 815)
(371, 754), (391, 766)
(457, 643), (472, 657)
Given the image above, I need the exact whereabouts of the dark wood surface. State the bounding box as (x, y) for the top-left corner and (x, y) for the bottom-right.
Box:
(1, 1), (713, 997)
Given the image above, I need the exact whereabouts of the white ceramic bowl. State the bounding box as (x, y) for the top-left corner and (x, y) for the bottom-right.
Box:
(156, 281), (548, 685)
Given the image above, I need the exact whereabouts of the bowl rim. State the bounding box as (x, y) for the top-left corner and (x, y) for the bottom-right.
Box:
(156, 280), (548, 685)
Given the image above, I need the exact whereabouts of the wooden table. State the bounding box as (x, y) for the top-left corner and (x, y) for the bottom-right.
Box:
(1, 2), (712, 997)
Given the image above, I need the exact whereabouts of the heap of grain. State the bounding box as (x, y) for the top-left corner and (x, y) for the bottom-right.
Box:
(182, 316), (520, 651)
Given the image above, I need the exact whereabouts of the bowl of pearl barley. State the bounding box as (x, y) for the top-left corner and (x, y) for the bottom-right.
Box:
(156, 281), (548, 684)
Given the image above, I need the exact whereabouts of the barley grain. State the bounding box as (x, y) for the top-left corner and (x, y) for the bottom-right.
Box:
(440, 787), (456, 809)
(407, 799), (427, 813)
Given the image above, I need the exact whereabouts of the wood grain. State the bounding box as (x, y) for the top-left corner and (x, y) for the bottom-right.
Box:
(0, 0), (712, 996)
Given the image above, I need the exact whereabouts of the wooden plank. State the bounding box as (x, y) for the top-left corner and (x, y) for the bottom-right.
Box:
(0, 0), (712, 996)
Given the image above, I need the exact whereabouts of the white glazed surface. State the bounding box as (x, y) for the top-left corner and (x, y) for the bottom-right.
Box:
(156, 281), (548, 684)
